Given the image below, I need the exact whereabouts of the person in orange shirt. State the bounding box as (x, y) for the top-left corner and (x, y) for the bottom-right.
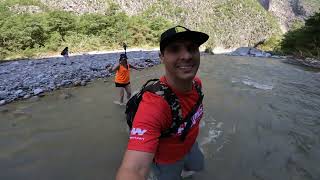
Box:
(108, 54), (141, 105)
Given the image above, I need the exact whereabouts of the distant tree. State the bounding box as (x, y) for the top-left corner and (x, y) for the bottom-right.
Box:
(47, 11), (77, 41)
(78, 14), (108, 35)
(0, 14), (46, 51)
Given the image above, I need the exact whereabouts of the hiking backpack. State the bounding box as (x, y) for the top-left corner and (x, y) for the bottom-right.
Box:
(125, 79), (203, 141)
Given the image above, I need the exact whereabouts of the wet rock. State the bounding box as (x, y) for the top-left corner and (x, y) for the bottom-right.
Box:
(48, 84), (56, 90)
(0, 91), (8, 100)
(231, 47), (273, 57)
(23, 94), (31, 99)
(29, 96), (40, 102)
(231, 47), (250, 56)
(73, 80), (81, 86)
(0, 100), (6, 106)
(33, 88), (44, 95)
(80, 81), (87, 86)
(61, 80), (72, 86)
(249, 48), (265, 57)
(305, 58), (320, 66)
(297, 57), (320, 68)
(14, 89), (25, 97)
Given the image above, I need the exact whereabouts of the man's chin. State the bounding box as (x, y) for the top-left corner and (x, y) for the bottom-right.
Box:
(177, 74), (196, 81)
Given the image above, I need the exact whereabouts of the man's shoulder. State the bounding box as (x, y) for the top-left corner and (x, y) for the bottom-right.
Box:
(141, 91), (168, 104)
(134, 91), (171, 127)
(139, 91), (171, 114)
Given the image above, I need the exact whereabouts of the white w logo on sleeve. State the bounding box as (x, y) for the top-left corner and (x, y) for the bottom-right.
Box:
(130, 128), (147, 136)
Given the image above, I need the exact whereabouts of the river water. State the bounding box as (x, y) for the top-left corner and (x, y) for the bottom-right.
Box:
(0, 55), (319, 180)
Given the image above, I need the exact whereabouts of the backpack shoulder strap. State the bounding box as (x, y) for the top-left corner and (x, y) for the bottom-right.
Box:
(160, 80), (203, 139)
(137, 79), (203, 140)
(157, 82), (183, 138)
(142, 81), (183, 138)
(180, 80), (204, 141)
(125, 79), (159, 129)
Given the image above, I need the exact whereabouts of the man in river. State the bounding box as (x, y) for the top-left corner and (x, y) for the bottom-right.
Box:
(116, 25), (209, 180)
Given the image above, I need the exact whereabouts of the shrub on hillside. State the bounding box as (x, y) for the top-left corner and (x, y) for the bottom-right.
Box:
(280, 11), (320, 58)
(0, 2), (173, 60)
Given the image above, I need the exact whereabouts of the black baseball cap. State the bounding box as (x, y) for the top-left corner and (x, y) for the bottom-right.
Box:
(160, 25), (209, 53)
(120, 53), (127, 59)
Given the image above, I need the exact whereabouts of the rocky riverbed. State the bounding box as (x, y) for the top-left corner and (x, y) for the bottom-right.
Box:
(0, 50), (160, 106)
(229, 47), (320, 69)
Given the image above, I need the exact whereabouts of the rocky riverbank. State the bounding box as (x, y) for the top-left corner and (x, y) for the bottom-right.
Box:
(0, 50), (160, 106)
(229, 47), (320, 69)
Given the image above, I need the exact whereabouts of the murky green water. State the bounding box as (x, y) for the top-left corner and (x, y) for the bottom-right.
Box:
(1, 55), (319, 180)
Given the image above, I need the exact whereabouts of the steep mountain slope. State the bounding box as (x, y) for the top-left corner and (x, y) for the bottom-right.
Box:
(2, 0), (320, 50)
(31, 0), (281, 48)
(259, 0), (320, 32)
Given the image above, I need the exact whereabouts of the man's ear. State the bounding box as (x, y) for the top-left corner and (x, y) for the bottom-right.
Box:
(159, 52), (164, 64)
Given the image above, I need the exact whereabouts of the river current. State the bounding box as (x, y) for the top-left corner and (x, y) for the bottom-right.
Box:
(1, 55), (319, 180)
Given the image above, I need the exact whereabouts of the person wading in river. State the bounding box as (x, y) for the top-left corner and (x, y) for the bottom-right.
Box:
(116, 25), (209, 180)
(108, 54), (142, 105)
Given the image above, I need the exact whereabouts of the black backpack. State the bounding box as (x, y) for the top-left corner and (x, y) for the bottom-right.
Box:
(61, 48), (68, 56)
(125, 79), (203, 141)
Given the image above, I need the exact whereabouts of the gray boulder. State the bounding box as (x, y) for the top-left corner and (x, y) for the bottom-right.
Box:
(0, 91), (8, 100)
(231, 47), (251, 56)
(33, 88), (44, 95)
(14, 89), (25, 97)
(0, 100), (6, 106)
(23, 94), (31, 99)
(29, 96), (40, 102)
(249, 48), (264, 57)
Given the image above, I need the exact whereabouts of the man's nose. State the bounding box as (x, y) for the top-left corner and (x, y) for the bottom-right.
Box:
(180, 47), (192, 60)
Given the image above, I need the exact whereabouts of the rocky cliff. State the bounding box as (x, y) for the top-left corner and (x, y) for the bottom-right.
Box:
(3, 0), (320, 49)
(259, 0), (319, 32)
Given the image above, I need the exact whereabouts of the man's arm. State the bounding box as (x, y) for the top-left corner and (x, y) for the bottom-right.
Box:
(116, 150), (154, 180)
(117, 92), (169, 180)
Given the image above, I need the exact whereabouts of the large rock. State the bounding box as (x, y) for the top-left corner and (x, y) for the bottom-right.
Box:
(0, 91), (8, 100)
(231, 47), (251, 56)
(23, 94), (31, 99)
(33, 88), (44, 95)
(29, 96), (40, 102)
(231, 47), (273, 58)
(0, 100), (6, 106)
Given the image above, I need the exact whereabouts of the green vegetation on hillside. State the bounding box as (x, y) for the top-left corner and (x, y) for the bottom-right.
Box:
(4, 0), (318, 60)
(0, 1), (172, 60)
(140, 0), (281, 49)
(204, 0), (281, 49)
(279, 11), (320, 59)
